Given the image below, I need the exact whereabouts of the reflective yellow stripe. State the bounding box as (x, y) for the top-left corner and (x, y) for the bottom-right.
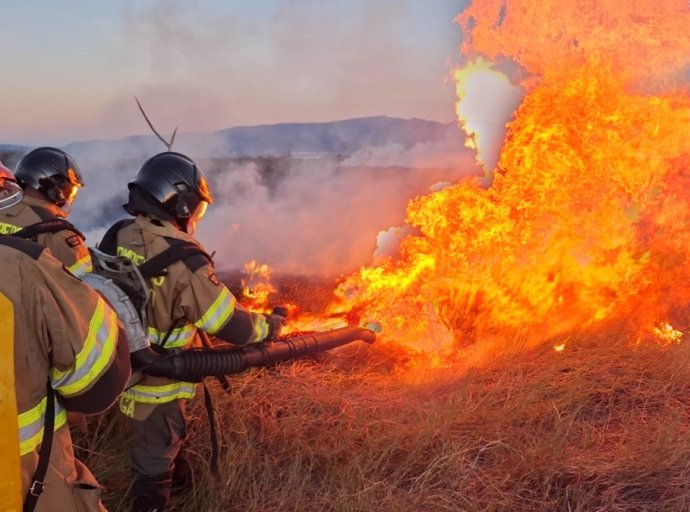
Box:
(148, 324), (197, 349)
(51, 297), (118, 396)
(122, 382), (196, 404)
(194, 288), (236, 334)
(68, 254), (93, 277)
(17, 397), (68, 456)
(253, 314), (269, 342)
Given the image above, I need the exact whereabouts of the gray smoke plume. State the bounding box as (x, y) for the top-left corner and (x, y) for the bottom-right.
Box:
(65, 121), (480, 277)
(196, 152), (479, 276)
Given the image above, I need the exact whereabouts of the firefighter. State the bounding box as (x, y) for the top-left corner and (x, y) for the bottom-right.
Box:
(0, 177), (132, 511)
(0, 147), (92, 276)
(99, 152), (287, 512)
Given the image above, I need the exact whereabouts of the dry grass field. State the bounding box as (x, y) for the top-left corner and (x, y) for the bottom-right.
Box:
(75, 318), (690, 512)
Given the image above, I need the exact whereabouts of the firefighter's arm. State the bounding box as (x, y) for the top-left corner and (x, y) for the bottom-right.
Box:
(179, 263), (275, 345)
(36, 251), (130, 414)
(43, 230), (93, 277)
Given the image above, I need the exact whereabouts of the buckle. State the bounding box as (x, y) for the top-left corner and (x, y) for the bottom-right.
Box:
(29, 480), (45, 497)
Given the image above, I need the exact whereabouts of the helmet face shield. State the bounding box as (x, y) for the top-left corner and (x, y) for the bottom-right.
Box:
(186, 200), (208, 235)
(0, 180), (23, 210)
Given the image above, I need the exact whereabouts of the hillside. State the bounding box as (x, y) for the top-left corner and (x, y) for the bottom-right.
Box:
(63, 116), (462, 161)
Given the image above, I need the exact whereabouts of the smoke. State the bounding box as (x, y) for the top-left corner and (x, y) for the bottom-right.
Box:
(196, 154), (478, 276)
(46, 0), (483, 277)
(341, 126), (477, 170)
(69, 155), (140, 238)
(455, 58), (524, 171)
(66, 127), (479, 277)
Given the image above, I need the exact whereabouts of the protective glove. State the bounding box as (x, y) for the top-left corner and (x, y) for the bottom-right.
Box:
(265, 313), (287, 341)
(265, 306), (288, 341)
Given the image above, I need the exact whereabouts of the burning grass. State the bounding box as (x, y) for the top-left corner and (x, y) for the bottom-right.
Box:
(76, 324), (690, 512)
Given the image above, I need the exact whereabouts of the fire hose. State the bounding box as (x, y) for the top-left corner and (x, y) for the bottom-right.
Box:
(81, 272), (378, 382)
(131, 325), (377, 382)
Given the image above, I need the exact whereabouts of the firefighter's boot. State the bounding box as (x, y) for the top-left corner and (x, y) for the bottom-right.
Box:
(131, 471), (172, 512)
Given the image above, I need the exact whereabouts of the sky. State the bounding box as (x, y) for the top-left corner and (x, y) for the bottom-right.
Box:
(0, 0), (468, 145)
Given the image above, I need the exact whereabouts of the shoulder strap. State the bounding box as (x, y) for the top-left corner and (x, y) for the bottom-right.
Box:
(138, 241), (212, 279)
(23, 383), (55, 512)
(13, 219), (85, 241)
(98, 219), (134, 255)
(202, 382), (220, 477)
(0, 236), (45, 260)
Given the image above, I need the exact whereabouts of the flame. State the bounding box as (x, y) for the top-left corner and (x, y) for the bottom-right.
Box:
(245, 2), (690, 363)
(315, 1), (690, 360)
(651, 323), (683, 344)
(241, 260), (276, 312)
(456, 1), (690, 91)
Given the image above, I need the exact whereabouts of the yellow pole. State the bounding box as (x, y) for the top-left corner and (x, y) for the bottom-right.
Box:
(0, 293), (22, 510)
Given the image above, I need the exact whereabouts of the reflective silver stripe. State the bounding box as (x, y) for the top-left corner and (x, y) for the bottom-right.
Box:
(18, 398), (67, 456)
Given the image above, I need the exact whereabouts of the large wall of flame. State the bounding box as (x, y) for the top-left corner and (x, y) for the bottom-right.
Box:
(336, 1), (690, 354)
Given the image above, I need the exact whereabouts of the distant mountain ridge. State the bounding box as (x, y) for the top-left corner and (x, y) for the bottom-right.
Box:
(61, 116), (460, 161)
(0, 144), (28, 168)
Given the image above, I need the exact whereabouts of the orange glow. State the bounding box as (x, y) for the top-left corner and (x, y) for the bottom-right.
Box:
(187, 201), (207, 236)
(66, 167), (80, 186)
(66, 184), (79, 206)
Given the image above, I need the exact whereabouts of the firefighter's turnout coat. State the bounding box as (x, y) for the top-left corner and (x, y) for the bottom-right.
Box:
(108, 215), (272, 414)
(0, 236), (130, 511)
(0, 194), (92, 276)
(101, 215), (272, 488)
